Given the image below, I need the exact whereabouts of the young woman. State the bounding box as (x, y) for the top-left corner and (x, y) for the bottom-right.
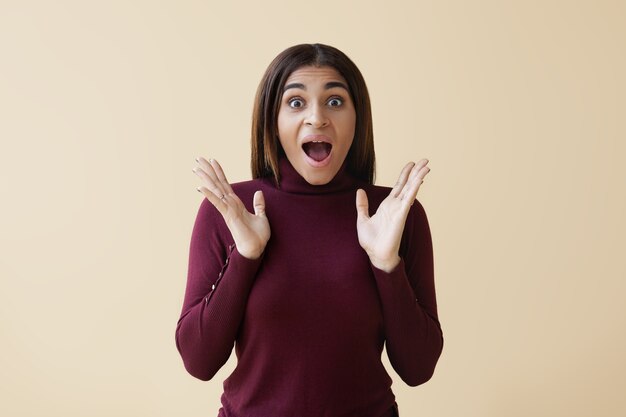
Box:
(175, 43), (444, 417)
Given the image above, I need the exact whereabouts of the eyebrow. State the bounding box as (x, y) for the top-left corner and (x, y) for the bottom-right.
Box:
(283, 81), (349, 92)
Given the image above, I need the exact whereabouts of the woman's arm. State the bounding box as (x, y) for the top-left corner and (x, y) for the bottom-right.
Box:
(174, 198), (264, 381)
(175, 157), (270, 380)
(371, 199), (444, 386)
(176, 157), (270, 381)
(355, 159), (442, 385)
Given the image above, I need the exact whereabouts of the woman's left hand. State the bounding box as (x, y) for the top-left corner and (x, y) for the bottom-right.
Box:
(356, 159), (430, 273)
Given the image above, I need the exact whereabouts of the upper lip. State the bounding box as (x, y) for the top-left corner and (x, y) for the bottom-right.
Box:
(301, 134), (333, 145)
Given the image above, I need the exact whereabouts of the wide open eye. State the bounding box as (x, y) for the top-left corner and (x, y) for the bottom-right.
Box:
(288, 98), (304, 108)
(327, 97), (343, 107)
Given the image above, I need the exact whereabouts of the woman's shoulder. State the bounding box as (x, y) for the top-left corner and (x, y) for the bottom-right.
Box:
(228, 177), (275, 214)
(363, 183), (393, 197)
(360, 183), (393, 209)
(230, 177), (271, 199)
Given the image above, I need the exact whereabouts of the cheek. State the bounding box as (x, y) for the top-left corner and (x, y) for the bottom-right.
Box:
(277, 110), (294, 133)
(277, 114), (298, 151)
(338, 113), (357, 145)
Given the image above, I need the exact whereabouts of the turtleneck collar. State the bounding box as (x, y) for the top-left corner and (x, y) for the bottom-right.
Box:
(273, 155), (365, 195)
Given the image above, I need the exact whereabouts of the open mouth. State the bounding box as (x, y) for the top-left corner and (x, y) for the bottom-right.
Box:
(302, 140), (332, 162)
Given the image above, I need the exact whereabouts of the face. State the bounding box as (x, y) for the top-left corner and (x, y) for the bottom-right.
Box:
(277, 65), (356, 185)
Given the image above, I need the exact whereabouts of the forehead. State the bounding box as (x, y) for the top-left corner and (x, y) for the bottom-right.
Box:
(284, 65), (347, 85)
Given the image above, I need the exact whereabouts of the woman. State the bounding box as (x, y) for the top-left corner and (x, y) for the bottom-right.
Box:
(175, 43), (444, 417)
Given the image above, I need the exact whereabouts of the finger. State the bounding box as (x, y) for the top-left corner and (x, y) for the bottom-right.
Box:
(193, 163), (226, 201)
(398, 159), (429, 200)
(195, 157), (227, 197)
(253, 190), (266, 217)
(390, 162), (416, 198)
(196, 185), (228, 214)
(355, 189), (370, 222)
(400, 165), (430, 205)
(210, 158), (236, 197)
(397, 164), (420, 200)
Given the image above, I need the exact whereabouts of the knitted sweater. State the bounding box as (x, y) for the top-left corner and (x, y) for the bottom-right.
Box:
(175, 155), (444, 417)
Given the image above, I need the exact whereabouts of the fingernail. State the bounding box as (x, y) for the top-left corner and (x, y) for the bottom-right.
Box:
(196, 187), (201, 192)
(209, 158), (214, 163)
(195, 157), (199, 162)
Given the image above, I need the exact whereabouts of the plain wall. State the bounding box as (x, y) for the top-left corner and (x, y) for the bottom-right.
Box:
(1, 1), (624, 416)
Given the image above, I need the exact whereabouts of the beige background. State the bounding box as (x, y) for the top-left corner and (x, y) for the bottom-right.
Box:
(1, 0), (624, 416)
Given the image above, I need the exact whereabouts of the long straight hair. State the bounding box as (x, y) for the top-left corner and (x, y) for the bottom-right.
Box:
(250, 43), (375, 185)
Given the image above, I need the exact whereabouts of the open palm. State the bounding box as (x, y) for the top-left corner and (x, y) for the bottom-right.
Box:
(193, 157), (270, 260)
(356, 159), (430, 272)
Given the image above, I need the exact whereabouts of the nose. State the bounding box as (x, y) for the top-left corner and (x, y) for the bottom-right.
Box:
(304, 104), (329, 128)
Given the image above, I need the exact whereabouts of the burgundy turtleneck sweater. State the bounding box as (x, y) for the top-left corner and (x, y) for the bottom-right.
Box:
(175, 156), (444, 417)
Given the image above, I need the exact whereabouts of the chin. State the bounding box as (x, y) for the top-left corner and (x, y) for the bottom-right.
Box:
(302, 170), (334, 185)
(305, 178), (330, 186)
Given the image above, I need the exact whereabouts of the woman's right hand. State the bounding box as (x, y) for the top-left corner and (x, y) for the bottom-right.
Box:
(193, 157), (270, 260)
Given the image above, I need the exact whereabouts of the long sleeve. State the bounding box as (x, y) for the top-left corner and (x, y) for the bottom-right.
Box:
(175, 198), (263, 381)
(371, 199), (444, 386)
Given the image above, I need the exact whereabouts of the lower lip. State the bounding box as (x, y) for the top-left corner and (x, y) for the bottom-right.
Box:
(303, 148), (333, 167)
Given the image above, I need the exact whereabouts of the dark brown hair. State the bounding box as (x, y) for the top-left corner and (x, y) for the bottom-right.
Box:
(250, 43), (375, 185)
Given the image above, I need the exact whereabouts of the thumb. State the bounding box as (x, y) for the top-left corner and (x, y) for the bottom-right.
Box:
(253, 190), (266, 217)
(355, 189), (370, 222)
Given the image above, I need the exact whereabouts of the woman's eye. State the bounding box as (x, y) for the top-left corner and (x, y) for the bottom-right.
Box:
(328, 97), (343, 107)
(288, 98), (304, 108)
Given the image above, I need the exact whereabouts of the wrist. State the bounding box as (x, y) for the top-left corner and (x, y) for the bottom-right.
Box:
(231, 234), (268, 260)
(238, 248), (264, 260)
(369, 254), (401, 273)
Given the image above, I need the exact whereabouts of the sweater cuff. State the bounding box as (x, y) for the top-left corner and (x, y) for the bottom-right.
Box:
(370, 257), (408, 294)
(228, 244), (265, 276)
(370, 256), (404, 276)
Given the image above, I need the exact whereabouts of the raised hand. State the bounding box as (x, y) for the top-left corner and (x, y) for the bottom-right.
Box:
(193, 157), (270, 260)
(356, 159), (430, 272)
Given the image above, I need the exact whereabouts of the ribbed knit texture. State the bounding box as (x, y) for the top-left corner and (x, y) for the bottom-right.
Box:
(175, 155), (444, 417)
